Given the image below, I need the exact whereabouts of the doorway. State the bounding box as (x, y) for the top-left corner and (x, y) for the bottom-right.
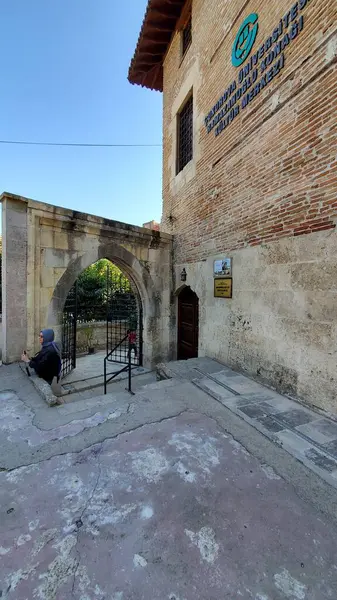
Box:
(62, 260), (143, 379)
(177, 286), (199, 360)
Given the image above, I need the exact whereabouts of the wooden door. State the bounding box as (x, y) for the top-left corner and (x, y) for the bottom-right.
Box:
(178, 287), (199, 360)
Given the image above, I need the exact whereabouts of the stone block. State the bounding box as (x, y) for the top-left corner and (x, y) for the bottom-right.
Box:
(194, 377), (237, 405)
(276, 430), (313, 455)
(304, 448), (337, 473)
(322, 439), (337, 459)
(213, 372), (267, 394)
(291, 262), (337, 292)
(4, 202), (27, 229)
(54, 231), (71, 251)
(296, 419), (337, 445)
(39, 288), (54, 312)
(277, 409), (316, 428)
(43, 248), (69, 268)
(39, 267), (56, 289)
(256, 415), (286, 433)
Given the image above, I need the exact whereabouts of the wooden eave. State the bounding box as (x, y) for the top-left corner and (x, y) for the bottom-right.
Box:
(128, 0), (191, 91)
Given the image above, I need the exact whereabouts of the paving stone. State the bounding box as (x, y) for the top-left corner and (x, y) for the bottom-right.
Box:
(239, 392), (284, 405)
(194, 378), (237, 404)
(212, 373), (264, 394)
(277, 409), (315, 428)
(190, 357), (229, 374)
(304, 448), (337, 473)
(238, 404), (271, 420)
(235, 398), (257, 409)
(296, 419), (337, 446)
(276, 430), (313, 455)
(256, 415), (286, 433)
(310, 419), (337, 441)
(322, 439), (337, 459)
(236, 400), (276, 414)
(213, 369), (241, 378)
(252, 401), (278, 415)
(260, 395), (300, 414)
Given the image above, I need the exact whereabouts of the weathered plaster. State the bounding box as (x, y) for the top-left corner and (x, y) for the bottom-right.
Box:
(174, 229), (337, 413)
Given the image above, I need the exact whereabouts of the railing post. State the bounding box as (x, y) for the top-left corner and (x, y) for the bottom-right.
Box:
(128, 339), (132, 393)
(73, 280), (78, 370)
(104, 357), (107, 395)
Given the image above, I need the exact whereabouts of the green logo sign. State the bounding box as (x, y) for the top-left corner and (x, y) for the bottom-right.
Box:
(232, 13), (259, 67)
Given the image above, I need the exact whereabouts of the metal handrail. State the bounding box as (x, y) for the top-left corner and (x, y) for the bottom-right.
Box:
(105, 334), (128, 362)
(104, 335), (134, 395)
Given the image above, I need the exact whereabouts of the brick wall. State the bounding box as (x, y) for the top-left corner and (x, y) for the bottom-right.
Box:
(161, 0), (337, 412)
(143, 220), (160, 231)
(162, 0), (337, 261)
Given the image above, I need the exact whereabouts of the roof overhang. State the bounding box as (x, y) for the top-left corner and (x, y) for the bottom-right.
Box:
(128, 0), (190, 91)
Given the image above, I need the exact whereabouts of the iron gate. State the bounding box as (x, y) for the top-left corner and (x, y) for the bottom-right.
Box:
(62, 281), (77, 378)
(61, 264), (143, 379)
(106, 267), (143, 367)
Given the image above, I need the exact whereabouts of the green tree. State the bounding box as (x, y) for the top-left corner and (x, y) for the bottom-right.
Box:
(65, 259), (137, 324)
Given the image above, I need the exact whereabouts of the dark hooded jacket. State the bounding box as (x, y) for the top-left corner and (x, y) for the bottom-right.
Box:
(29, 329), (62, 385)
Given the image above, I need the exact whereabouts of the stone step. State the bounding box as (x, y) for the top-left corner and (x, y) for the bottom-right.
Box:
(61, 366), (150, 396)
(193, 377), (238, 404)
(63, 371), (159, 404)
(58, 377), (184, 416)
(58, 391), (132, 415)
(136, 378), (181, 393)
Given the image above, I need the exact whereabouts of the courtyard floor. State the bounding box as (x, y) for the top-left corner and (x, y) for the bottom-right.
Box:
(0, 362), (337, 599)
(61, 351), (149, 395)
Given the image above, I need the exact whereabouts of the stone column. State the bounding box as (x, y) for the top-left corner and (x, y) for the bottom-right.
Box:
(1, 194), (28, 363)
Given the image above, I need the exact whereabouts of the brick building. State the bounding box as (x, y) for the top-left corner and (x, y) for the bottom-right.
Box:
(142, 220), (160, 231)
(129, 0), (337, 413)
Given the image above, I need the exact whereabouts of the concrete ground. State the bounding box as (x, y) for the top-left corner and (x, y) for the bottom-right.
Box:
(1, 361), (337, 600)
(61, 351), (148, 395)
(158, 359), (337, 489)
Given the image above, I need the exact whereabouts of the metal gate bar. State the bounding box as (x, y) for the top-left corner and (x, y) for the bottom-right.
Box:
(61, 281), (77, 378)
(106, 266), (142, 367)
(61, 263), (143, 381)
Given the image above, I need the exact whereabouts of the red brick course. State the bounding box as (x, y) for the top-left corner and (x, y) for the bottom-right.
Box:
(162, 0), (337, 264)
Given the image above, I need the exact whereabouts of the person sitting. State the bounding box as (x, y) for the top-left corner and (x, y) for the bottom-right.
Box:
(21, 329), (62, 386)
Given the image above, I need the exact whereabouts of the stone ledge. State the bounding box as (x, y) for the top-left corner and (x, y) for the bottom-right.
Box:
(0, 193), (173, 242)
(19, 363), (62, 407)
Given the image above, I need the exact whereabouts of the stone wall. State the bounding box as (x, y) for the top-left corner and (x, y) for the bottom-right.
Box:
(162, 0), (337, 412)
(174, 230), (337, 413)
(1, 198), (28, 362)
(0, 193), (173, 369)
(76, 321), (129, 354)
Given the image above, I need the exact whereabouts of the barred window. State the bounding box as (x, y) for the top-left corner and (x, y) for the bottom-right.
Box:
(177, 94), (193, 174)
(182, 16), (192, 56)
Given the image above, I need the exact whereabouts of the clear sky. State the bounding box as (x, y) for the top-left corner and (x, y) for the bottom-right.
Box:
(0, 0), (162, 229)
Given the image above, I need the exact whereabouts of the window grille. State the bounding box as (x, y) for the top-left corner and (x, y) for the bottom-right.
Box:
(182, 16), (192, 56)
(177, 95), (193, 174)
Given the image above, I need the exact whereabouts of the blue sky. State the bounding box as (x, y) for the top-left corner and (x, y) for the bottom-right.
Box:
(0, 0), (163, 229)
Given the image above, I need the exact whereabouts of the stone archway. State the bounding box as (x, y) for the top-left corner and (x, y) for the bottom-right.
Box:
(47, 243), (156, 369)
(0, 192), (173, 368)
